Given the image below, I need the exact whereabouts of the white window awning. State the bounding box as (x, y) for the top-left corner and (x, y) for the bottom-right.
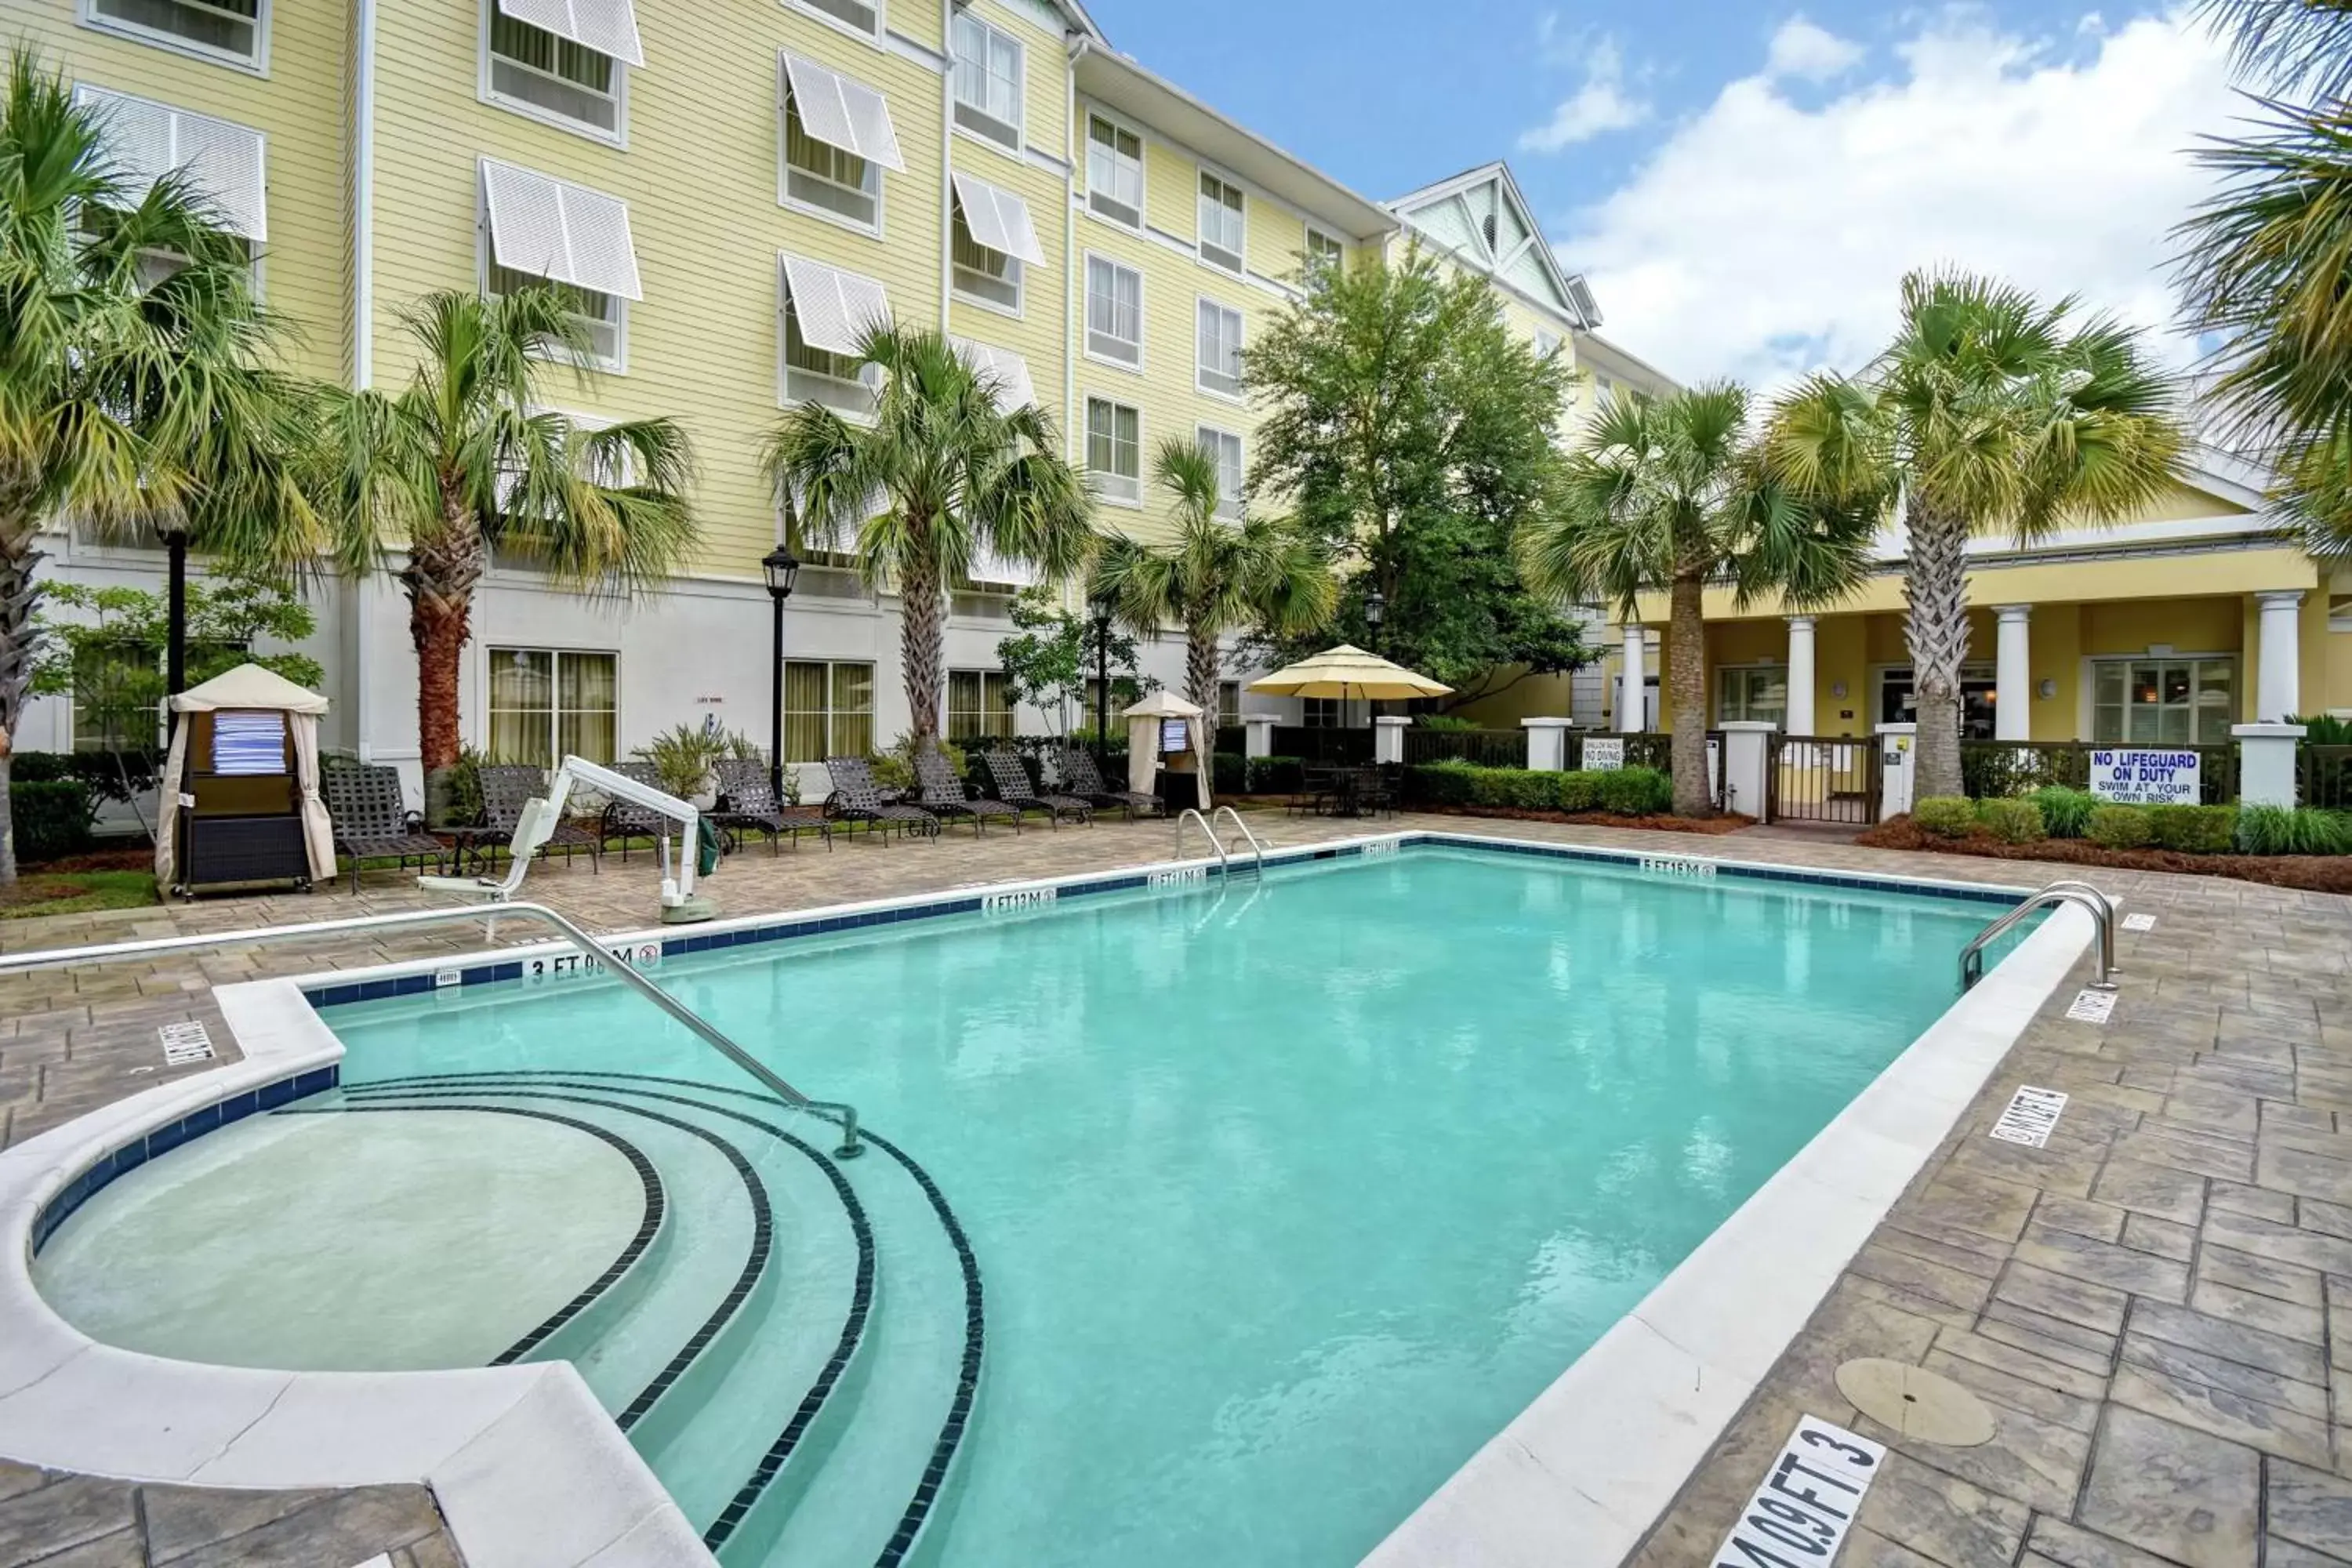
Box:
(968, 546), (1039, 587)
(949, 169), (1044, 266)
(74, 85), (268, 241)
(494, 0), (645, 67)
(481, 159), (644, 301)
(781, 53), (906, 172)
(952, 337), (1036, 413)
(782, 253), (892, 357)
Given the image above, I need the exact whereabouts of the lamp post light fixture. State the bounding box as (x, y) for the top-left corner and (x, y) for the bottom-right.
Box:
(1089, 584), (1116, 768)
(761, 546), (801, 803)
(1363, 589), (1386, 728)
(159, 524), (190, 735)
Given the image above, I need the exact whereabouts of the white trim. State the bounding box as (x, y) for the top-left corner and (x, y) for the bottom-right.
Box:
(79, 0), (270, 75)
(777, 54), (890, 240)
(1195, 162), (1247, 278)
(786, 0), (888, 49)
(1193, 293), (1244, 403)
(478, 0), (630, 149)
(1081, 249), (1144, 374)
(1195, 423), (1243, 518)
(1083, 391), (1143, 508)
(947, 6), (1025, 160)
(1080, 108), (1146, 231)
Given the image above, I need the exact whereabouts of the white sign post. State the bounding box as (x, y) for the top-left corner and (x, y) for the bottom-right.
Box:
(2087, 749), (2201, 807)
(1582, 736), (1625, 772)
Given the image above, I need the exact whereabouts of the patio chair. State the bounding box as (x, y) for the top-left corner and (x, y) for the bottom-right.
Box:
(822, 756), (941, 843)
(981, 750), (1092, 826)
(599, 760), (667, 862)
(454, 764), (602, 876)
(324, 763), (449, 895)
(1057, 746), (1162, 820)
(711, 757), (831, 853)
(913, 748), (1022, 837)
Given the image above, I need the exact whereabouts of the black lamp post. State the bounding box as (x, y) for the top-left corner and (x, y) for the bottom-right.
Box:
(160, 524), (189, 735)
(760, 546), (800, 802)
(1363, 589), (1386, 729)
(1090, 584), (1115, 768)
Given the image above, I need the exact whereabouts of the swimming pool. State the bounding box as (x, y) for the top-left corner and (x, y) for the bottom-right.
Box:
(31, 839), (2045, 1566)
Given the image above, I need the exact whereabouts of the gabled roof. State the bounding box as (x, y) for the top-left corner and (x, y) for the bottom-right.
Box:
(1387, 161), (1599, 330)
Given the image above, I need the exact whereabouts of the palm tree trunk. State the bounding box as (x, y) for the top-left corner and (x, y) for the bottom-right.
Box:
(901, 539), (945, 754)
(406, 497), (486, 826)
(1185, 626), (1221, 725)
(1667, 570), (1711, 818)
(0, 528), (45, 886)
(1906, 502), (1972, 800)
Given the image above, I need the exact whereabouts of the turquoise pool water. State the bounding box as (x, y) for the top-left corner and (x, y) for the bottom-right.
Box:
(38, 845), (2022, 1566)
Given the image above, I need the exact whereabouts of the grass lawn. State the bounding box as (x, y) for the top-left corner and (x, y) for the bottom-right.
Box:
(0, 869), (160, 920)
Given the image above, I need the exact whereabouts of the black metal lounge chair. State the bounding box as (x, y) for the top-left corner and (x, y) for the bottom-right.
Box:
(598, 760), (668, 861)
(981, 750), (1092, 826)
(324, 763), (449, 894)
(913, 749), (1021, 836)
(456, 764), (602, 875)
(1057, 746), (1162, 820)
(712, 757), (831, 853)
(822, 756), (941, 842)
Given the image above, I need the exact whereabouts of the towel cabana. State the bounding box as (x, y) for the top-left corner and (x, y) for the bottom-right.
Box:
(155, 664), (336, 895)
(1122, 689), (1211, 808)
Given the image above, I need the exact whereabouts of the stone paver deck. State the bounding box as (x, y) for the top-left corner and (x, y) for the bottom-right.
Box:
(3, 808), (2348, 1567)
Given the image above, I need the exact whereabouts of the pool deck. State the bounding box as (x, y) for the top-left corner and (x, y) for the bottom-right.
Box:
(2, 809), (2348, 1568)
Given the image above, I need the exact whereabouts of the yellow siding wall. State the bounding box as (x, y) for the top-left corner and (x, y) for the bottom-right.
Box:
(15, 0), (351, 383)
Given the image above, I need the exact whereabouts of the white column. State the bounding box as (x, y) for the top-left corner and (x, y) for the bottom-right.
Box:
(1520, 717), (1573, 771)
(2257, 591), (2305, 720)
(1994, 604), (2032, 742)
(1374, 715), (1410, 765)
(1617, 623), (1647, 733)
(1876, 723), (1918, 822)
(1785, 615), (1817, 738)
(2234, 722), (2307, 807)
(1243, 714), (1278, 760)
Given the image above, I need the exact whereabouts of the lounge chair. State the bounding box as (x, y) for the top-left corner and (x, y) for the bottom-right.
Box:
(324, 763), (449, 894)
(599, 760), (667, 861)
(453, 764), (602, 876)
(712, 757), (832, 853)
(1057, 746), (1162, 820)
(822, 756), (941, 842)
(981, 750), (1092, 826)
(913, 748), (1022, 836)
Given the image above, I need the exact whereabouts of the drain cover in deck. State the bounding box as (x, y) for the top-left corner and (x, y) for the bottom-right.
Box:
(1835, 1358), (1994, 1446)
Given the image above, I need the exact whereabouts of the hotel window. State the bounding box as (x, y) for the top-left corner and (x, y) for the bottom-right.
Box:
(1305, 225), (1344, 278)
(73, 87), (269, 247)
(950, 11), (1022, 152)
(1085, 254), (1142, 367)
(487, 262), (625, 369)
(779, 53), (904, 234)
(485, 4), (634, 141)
(2092, 657), (2237, 745)
(793, 0), (880, 40)
(85, 0), (263, 69)
(1534, 328), (1562, 359)
(1086, 114), (1144, 228)
(1218, 681), (1241, 727)
(1196, 425), (1243, 519)
(952, 337), (1037, 412)
(478, 160), (641, 372)
(1086, 397), (1142, 506)
(1196, 299), (1243, 398)
(948, 670), (1018, 742)
(1716, 666), (1788, 728)
(71, 643), (162, 753)
(784, 660), (874, 763)
(1303, 697), (1342, 728)
(1198, 170), (1245, 274)
(488, 648), (617, 768)
(780, 253), (891, 419)
(2329, 590), (2352, 632)
(951, 171), (1044, 316)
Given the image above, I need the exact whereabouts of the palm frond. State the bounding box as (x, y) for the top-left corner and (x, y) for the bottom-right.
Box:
(2198, 0), (2352, 100)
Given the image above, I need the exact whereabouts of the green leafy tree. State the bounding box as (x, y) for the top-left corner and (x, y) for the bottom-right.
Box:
(1247, 245), (1592, 697)
(1771, 272), (2184, 799)
(993, 584), (1147, 739)
(0, 53), (328, 881)
(1094, 438), (1336, 720)
(762, 325), (1095, 756)
(1517, 383), (1880, 816)
(322, 288), (698, 822)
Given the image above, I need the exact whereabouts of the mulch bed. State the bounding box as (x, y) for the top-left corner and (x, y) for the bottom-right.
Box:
(1408, 805), (1757, 835)
(1856, 819), (2352, 894)
(24, 847), (156, 874)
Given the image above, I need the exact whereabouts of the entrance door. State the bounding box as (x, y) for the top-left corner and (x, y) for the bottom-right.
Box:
(1879, 666), (1997, 739)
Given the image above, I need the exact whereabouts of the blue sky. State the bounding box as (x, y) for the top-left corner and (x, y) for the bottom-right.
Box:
(1086, 2), (2241, 387)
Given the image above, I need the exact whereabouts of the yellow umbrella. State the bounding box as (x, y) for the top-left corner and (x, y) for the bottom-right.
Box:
(1246, 644), (1453, 702)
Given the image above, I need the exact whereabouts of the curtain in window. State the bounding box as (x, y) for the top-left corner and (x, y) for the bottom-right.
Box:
(557, 652), (618, 763)
(831, 662), (875, 757)
(489, 648), (555, 766)
(784, 660), (829, 763)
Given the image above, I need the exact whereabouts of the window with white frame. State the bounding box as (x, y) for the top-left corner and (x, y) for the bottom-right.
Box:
(73, 87), (270, 247)
(779, 53), (903, 232)
(1196, 426), (1243, 518)
(1086, 397), (1142, 505)
(953, 209), (1019, 312)
(86, 0), (263, 67)
(487, 260), (625, 370)
(478, 160), (641, 372)
(950, 10), (1022, 152)
(1197, 170), (1245, 274)
(488, 648), (617, 768)
(779, 253), (890, 419)
(1304, 225), (1343, 278)
(793, 0), (880, 40)
(1086, 114), (1143, 228)
(2329, 589), (2351, 631)
(2092, 657), (2238, 745)
(1303, 697), (1341, 728)
(784, 660), (873, 762)
(485, 7), (625, 139)
(950, 171), (1042, 316)
(947, 670), (1017, 742)
(1716, 666), (1788, 728)
(1218, 681), (1241, 726)
(1196, 298), (1243, 398)
(1534, 328), (1561, 359)
(1085, 254), (1142, 367)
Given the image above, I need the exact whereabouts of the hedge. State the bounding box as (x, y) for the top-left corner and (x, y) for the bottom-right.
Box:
(10, 779), (95, 864)
(1246, 756), (1307, 794)
(1212, 752), (1246, 797)
(1403, 762), (1672, 816)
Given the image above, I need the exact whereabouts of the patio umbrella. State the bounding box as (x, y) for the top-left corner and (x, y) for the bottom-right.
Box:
(1246, 644), (1454, 703)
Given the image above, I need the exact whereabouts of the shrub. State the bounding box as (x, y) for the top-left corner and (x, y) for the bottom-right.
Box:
(1248, 756), (1308, 795)
(2144, 804), (2238, 855)
(1599, 766), (1671, 816)
(1212, 752), (1246, 797)
(2234, 804), (2352, 856)
(1975, 797), (2045, 844)
(2029, 786), (2096, 840)
(1555, 771), (1602, 813)
(2086, 804), (2153, 850)
(1912, 797), (1977, 839)
(1415, 713), (1479, 732)
(12, 779), (94, 864)
(635, 723), (731, 799)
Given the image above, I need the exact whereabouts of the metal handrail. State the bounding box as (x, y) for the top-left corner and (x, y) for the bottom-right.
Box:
(1210, 806), (1267, 877)
(1960, 880), (2118, 995)
(1173, 808), (1229, 875)
(0, 902), (863, 1158)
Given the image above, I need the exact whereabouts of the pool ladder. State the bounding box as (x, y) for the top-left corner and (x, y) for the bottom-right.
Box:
(1174, 807), (1267, 877)
(1959, 880), (2118, 994)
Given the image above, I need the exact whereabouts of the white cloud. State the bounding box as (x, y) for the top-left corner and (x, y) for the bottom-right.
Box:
(1556, 8), (2235, 389)
(1764, 16), (1864, 81)
(1519, 36), (1651, 152)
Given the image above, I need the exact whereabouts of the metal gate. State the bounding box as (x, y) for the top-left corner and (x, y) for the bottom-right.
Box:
(1765, 735), (1883, 826)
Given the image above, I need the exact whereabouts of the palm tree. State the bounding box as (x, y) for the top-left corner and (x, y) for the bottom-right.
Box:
(0, 53), (327, 883)
(2197, 0), (2352, 100)
(1094, 437), (1336, 721)
(1515, 383), (1880, 818)
(760, 325), (1094, 755)
(1771, 271), (2185, 800)
(324, 289), (696, 822)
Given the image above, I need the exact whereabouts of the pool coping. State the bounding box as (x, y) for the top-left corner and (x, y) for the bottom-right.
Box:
(0, 829), (2069, 1568)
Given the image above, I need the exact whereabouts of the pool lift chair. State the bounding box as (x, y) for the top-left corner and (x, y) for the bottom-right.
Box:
(420, 754), (720, 925)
